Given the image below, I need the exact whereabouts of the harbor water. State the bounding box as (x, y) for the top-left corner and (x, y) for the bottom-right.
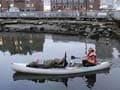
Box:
(0, 32), (120, 90)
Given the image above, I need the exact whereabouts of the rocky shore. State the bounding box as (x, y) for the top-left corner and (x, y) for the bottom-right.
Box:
(0, 19), (119, 39)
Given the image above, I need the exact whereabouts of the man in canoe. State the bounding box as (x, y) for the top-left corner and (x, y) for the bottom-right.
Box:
(82, 48), (97, 67)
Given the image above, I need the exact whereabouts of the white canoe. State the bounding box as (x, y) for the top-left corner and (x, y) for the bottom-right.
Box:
(12, 61), (110, 75)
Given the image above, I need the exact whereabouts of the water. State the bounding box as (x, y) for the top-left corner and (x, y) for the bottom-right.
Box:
(0, 32), (120, 90)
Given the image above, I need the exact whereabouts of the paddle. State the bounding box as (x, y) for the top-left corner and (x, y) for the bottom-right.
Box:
(71, 56), (81, 59)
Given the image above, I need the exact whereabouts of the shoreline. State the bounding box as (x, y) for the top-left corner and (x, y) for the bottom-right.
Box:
(0, 19), (119, 39)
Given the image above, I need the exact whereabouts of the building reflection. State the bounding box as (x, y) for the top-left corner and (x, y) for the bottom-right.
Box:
(52, 34), (119, 60)
(52, 34), (80, 42)
(0, 33), (119, 59)
(111, 39), (120, 55)
(52, 34), (89, 43)
(95, 38), (113, 59)
(0, 33), (45, 55)
(95, 38), (120, 59)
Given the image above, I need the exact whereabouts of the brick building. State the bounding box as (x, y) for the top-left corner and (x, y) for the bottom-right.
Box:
(0, 0), (43, 11)
(50, 0), (100, 11)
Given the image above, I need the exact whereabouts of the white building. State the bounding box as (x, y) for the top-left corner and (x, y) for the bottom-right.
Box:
(114, 0), (120, 10)
(100, 0), (115, 9)
(44, 0), (51, 11)
(100, 0), (120, 10)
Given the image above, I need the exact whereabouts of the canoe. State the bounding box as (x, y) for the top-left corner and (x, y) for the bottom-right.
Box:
(12, 61), (110, 75)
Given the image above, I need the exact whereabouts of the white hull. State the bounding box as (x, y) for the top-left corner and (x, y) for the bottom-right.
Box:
(12, 62), (110, 75)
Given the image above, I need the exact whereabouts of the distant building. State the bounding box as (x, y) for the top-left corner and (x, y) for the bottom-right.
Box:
(100, 0), (115, 10)
(50, 0), (100, 11)
(114, 0), (120, 10)
(0, 0), (43, 12)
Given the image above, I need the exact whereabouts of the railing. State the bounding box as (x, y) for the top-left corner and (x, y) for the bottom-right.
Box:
(0, 10), (120, 20)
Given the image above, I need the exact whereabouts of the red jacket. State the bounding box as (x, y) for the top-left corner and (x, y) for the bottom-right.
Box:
(87, 50), (97, 65)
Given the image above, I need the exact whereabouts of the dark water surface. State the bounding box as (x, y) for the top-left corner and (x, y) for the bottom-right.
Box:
(0, 32), (120, 90)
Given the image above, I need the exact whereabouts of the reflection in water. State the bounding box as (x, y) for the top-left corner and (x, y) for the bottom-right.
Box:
(0, 33), (45, 55)
(0, 32), (120, 90)
(95, 38), (113, 59)
(13, 68), (110, 88)
(52, 34), (80, 42)
(13, 72), (69, 87)
(84, 74), (96, 89)
(0, 33), (119, 60)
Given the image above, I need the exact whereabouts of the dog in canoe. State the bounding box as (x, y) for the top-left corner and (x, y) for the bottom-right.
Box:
(27, 52), (68, 68)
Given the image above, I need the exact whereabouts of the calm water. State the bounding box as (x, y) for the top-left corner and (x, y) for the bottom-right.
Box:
(0, 32), (120, 90)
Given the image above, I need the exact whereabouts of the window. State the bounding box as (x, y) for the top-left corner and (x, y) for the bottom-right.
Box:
(64, 4), (68, 8)
(79, 0), (84, 3)
(69, 0), (73, 3)
(52, 0), (54, 2)
(53, 6), (56, 9)
(89, 0), (94, 3)
(73, 0), (78, 3)
(6, 0), (14, 1)
(56, 0), (62, 3)
(63, 0), (67, 3)
(89, 5), (93, 8)
(26, 4), (30, 7)
(25, 0), (31, 1)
